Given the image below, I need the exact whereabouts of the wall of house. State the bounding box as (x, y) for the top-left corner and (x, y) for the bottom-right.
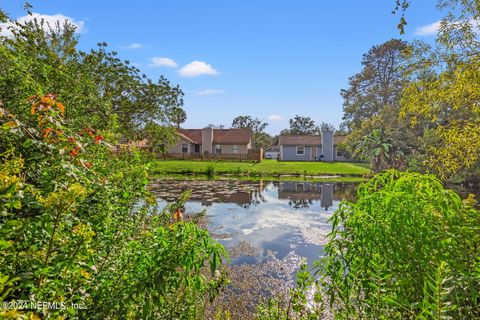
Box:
(281, 145), (312, 161)
(169, 138), (192, 154)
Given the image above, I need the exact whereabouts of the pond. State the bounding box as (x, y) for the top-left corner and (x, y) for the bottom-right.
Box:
(150, 179), (357, 318)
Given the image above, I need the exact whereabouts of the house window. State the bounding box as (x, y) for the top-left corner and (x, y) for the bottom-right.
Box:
(215, 144), (222, 154)
(296, 146), (305, 155)
(232, 145), (239, 154)
(337, 150), (345, 157)
(194, 144), (200, 153)
(182, 143), (188, 153)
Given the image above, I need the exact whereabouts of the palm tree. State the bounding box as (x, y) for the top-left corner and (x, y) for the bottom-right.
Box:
(171, 107), (187, 129)
(354, 129), (394, 172)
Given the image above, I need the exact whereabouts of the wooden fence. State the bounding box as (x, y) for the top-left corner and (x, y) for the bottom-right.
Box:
(165, 149), (263, 162)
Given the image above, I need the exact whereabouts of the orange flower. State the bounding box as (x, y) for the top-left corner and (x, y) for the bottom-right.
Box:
(56, 102), (65, 115)
(42, 128), (54, 139)
(68, 137), (76, 142)
(172, 209), (183, 221)
(70, 146), (80, 157)
(81, 127), (95, 137)
(94, 135), (104, 144)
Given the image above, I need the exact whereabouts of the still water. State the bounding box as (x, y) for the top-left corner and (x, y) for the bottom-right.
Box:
(151, 179), (356, 317)
(151, 180), (356, 266)
(151, 180), (355, 312)
(149, 178), (479, 317)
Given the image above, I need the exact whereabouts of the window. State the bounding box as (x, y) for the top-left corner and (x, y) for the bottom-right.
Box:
(194, 144), (200, 153)
(182, 143), (188, 153)
(215, 144), (222, 154)
(232, 145), (239, 154)
(296, 146), (305, 155)
(337, 150), (345, 157)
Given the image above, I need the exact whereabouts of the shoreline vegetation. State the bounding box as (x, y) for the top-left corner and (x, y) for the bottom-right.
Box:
(151, 173), (368, 183)
(148, 159), (371, 181)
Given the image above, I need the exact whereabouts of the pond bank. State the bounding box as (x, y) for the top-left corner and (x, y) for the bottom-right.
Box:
(151, 173), (367, 183)
(148, 159), (370, 182)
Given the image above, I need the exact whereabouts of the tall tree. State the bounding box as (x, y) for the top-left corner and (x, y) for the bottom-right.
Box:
(341, 39), (409, 132)
(340, 39), (419, 168)
(0, 13), (182, 143)
(281, 115), (319, 135)
(231, 115), (271, 149)
(398, 0), (480, 180)
(319, 122), (335, 132)
(170, 106), (187, 129)
(231, 115), (268, 133)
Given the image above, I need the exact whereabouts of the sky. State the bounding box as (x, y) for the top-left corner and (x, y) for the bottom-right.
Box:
(1, 0), (444, 134)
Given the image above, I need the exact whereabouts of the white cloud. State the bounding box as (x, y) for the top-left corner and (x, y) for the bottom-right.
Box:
(178, 61), (219, 77)
(194, 89), (225, 96)
(414, 20), (441, 36)
(148, 57), (178, 68)
(123, 43), (144, 50)
(267, 114), (283, 122)
(0, 12), (85, 37)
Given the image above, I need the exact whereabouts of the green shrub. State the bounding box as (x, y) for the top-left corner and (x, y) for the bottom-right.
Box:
(0, 96), (228, 319)
(206, 164), (215, 178)
(322, 170), (480, 319)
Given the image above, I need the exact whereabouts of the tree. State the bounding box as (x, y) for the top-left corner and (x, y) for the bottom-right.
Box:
(0, 13), (183, 141)
(231, 115), (271, 149)
(231, 115), (268, 133)
(170, 106), (187, 129)
(353, 129), (405, 172)
(398, 0), (480, 180)
(281, 115), (319, 135)
(319, 122), (335, 132)
(205, 124), (225, 129)
(339, 39), (420, 166)
(341, 39), (409, 133)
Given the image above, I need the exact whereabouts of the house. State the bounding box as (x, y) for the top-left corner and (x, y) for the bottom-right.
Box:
(167, 127), (253, 159)
(277, 181), (334, 210)
(264, 146), (280, 159)
(278, 131), (347, 162)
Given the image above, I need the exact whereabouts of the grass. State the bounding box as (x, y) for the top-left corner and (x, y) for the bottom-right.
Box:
(149, 159), (370, 178)
(151, 173), (367, 183)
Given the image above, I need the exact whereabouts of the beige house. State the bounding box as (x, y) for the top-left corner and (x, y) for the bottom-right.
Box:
(168, 128), (253, 159)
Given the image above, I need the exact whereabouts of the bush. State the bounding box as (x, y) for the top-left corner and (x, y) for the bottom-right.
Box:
(0, 96), (228, 319)
(322, 170), (480, 318)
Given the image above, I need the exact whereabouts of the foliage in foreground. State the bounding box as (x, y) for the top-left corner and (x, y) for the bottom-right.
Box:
(322, 170), (480, 318)
(254, 263), (326, 320)
(0, 96), (227, 319)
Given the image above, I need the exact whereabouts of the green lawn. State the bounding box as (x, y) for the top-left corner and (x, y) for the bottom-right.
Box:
(149, 159), (370, 177)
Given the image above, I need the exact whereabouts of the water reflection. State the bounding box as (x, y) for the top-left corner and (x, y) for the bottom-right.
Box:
(152, 179), (357, 266)
(151, 179), (358, 317)
(278, 182), (342, 210)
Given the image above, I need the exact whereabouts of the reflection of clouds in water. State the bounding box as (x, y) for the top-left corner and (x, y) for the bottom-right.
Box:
(154, 180), (356, 263)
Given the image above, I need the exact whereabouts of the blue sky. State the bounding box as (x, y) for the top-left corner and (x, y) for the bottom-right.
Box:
(1, 1), (443, 134)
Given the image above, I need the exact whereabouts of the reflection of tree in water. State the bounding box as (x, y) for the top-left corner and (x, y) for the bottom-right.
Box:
(242, 189), (267, 208)
(288, 199), (314, 208)
(333, 183), (357, 202)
